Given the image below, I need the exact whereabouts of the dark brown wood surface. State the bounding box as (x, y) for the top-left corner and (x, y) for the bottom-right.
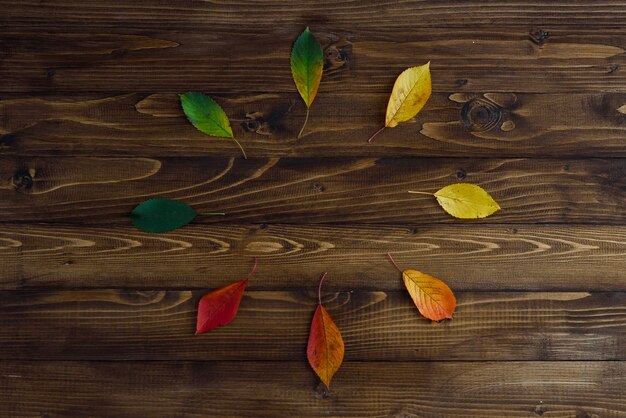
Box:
(2, 224), (626, 290)
(1, 290), (625, 361)
(4, 93), (626, 158)
(2, 361), (626, 417)
(2, 157), (626, 224)
(3, 29), (626, 94)
(2, 0), (626, 417)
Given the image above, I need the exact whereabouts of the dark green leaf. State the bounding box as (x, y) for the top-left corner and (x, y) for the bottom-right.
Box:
(130, 199), (197, 233)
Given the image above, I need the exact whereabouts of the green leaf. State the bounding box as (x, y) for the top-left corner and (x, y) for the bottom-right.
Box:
(130, 199), (197, 233)
(291, 27), (323, 107)
(291, 27), (323, 138)
(180, 92), (246, 158)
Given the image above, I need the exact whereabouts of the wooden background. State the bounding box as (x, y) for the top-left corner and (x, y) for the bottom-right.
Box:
(2, 1), (626, 416)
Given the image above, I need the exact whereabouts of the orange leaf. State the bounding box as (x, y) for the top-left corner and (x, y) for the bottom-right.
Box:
(307, 273), (344, 388)
(388, 253), (456, 321)
(195, 258), (257, 335)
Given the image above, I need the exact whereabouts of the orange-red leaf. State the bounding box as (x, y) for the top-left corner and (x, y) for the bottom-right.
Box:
(195, 258), (257, 335)
(402, 269), (456, 321)
(196, 279), (247, 334)
(307, 273), (344, 388)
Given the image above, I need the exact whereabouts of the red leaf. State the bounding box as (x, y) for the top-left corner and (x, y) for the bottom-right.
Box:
(196, 279), (247, 334)
(307, 273), (344, 388)
(195, 258), (257, 335)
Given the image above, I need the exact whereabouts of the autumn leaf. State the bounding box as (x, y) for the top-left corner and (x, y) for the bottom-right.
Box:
(291, 27), (324, 138)
(409, 183), (501, 219)
(130, 198), (224, 233)
(180, 92), (247, 159)
(388, 253), (456, 321)
(196, 257), (258, 335)
(368, 62), (432, 142)
(307, 272), (344, 389)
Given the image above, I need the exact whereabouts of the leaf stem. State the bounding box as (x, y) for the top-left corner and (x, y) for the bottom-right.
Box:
(318, 272), (328, 305)
(367, 126), (386, 143)
(408, 191), (434, 196)
(199, 212), (226, 216)
(298, 108), (310, 138)
(387, 252), (403, 273)
(247, 256), (258, 281)
(231, 137), (247, 160)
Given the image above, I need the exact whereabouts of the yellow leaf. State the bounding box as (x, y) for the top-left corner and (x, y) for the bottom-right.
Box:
(386, 63), (432, 127)
(431, 183), (501, 219)
(368, 63), (432, 142)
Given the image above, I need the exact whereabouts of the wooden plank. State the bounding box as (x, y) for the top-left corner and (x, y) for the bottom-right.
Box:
(1, 360), (625, 417)
(1, 157), (625, 225)
(1, 290), (624, 361)
(3, 1), (626, 30)
(2, 224), (626, 290)
(4, 92), (626, 157)
(2, 26), (626, 93)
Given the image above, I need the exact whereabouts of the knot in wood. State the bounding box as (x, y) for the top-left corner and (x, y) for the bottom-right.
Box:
(324, 38), (351, 73)
(314, 382), (331, 399)
(460, 98), (504, 133)
(12, 169), (33, 190)
(111, 48), (127, 57)
(242, 111), (272, 136)
(530, 29), (549, 46)
(244, 119), (260, 132)
(311, 182), (325, 192)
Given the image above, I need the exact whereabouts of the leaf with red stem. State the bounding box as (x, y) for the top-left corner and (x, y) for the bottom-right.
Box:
(307, 272), (345, 388)
(195, 257), (258, 335)
(368, 63), (432, 142)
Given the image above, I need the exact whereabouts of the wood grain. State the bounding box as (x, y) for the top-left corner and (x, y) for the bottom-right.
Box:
(2, 26), (626, 94)
(1, 289), (624, 361)
(4, 92), (626, 157)
(3, 1), (626, 415)
(2, 360), (625, 417)
(2, 224), (626, 290)
(5, 0), (626, 29)
(1, 157), (625, 224)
